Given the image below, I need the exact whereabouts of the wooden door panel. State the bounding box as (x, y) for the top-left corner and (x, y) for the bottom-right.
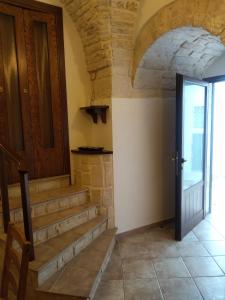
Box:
(182, 182), (204, 237)
(0, 4), (34, 183)
(24, 10), (66, 179)
(175, 74), (208, 240)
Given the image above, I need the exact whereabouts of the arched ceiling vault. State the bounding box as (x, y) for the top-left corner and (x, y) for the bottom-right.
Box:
(133, 0), (225, 94)
(61, 0), (225, 98)
(60, 0), (140, 101)
(134, 27), (225, 90)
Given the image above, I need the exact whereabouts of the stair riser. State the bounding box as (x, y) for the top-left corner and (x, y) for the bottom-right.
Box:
(33, 206), (98, 246)
(0, 192), (89, 226)
(8, 175), (70, 198)
(33, 220), (107, 286)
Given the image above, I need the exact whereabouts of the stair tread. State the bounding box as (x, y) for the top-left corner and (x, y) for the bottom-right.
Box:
(38, 229), (116, 298)
(1, 186), (88, 212)
(18, 202), (97, 231)
(30, 216), (107, 271)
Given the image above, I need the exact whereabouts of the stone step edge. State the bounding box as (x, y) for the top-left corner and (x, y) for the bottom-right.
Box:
(8, 174), (71, 189)
(30, 216), (108, 273)
(36, 229), (117, 300)
(30, 217), (108, 286)
(20, 203), (98, 233)
(89, 231), (116, 300)
(1, 186), (89, 213)
(34, 290), (85, 300)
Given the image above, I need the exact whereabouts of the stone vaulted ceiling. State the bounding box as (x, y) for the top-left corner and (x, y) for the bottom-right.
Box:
(61, 0), (225, 98)
(134, 27), (225, 90)
(60, 0), (140, 101)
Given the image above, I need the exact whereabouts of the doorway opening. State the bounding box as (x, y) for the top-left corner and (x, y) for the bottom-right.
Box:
(205, 77), (225, 229)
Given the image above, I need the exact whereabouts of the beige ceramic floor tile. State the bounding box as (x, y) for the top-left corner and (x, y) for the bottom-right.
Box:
(183, 231), (198, 242)
(153, 257), (190, 279)
(155, 241), (210, 258)
(124, 279), (163, 300)
(144, 227), (174, 242)
(213, 256), (225, 274)
(159, 278), (203, 300)
(118, 241), (150, 259)
(202, 241), (225, 256)
(194, 276), (225, 300)
(102, 246), (123, 281)
(94, 280), (124, 300)
(193, 225), (224, 241)
(183, 256), (224, 277)
(122, 258), (156, 279)
(118, 232), (149, 245)
(174, 241), (210, 257)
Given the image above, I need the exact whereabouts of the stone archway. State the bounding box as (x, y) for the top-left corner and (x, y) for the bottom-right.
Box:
(133, 0), (225, 88)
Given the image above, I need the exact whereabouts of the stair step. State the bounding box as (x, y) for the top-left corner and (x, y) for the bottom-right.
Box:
(0, 186), (89, 225)
(8, 174), (71, 198)
(18, 203), (98, 245)
(36, 229), (116, 300)
(30, 216), (108, 286)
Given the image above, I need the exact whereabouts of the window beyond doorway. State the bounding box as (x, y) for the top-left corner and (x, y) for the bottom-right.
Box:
(210, 80), (225, 215)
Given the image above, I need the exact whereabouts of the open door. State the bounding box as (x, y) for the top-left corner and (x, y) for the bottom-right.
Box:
(175, 74), (208, 240)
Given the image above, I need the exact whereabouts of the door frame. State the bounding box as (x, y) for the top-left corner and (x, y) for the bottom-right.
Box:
(175, 74), (209, 240)
(204, 74), (225, 214)
(0, 0), (70, 178)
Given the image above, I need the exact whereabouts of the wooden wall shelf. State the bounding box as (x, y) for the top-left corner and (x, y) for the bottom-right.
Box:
(80, 105), (109, 123)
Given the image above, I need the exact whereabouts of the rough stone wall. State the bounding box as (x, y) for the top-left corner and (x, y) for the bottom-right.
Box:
(133, 0), (225, 89)
(60, 0), (112, 102)
(61, 0), (225, 97)
(60, 0), (141, 101)
(73, 154), (114, 228)
(111, 0), (140, 97)
(134, 27), (225, 91)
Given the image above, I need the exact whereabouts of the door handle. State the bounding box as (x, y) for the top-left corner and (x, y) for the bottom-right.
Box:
(181, 158), (187, 163)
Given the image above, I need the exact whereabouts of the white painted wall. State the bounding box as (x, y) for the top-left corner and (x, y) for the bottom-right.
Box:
(112, 97), (175, 233)
(204, 52), (225, 78)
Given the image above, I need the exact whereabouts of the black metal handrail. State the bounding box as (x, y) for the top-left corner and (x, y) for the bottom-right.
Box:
(0, 144), (34, 261)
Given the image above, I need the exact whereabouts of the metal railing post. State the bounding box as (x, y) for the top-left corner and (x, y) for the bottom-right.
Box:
(19, 171), (35, 260)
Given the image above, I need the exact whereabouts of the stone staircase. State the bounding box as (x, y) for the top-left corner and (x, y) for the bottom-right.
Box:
(0, 175), (116, 300)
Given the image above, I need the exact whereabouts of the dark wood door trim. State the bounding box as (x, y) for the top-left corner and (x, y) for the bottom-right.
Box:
(0, 0), (61, 14)
(175, 74), (208, 241)
(0, 0), (70, 181)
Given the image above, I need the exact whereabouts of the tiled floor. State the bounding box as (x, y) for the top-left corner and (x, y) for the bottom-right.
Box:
(94, 215), (225, 300)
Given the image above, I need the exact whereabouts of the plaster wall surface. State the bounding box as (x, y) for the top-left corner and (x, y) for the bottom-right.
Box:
(112, 97), (175, 233)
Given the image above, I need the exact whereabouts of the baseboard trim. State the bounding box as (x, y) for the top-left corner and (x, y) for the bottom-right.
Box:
(116, 218), (174, 240)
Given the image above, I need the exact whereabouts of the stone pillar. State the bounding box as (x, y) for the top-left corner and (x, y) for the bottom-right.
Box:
(72, 153), (114, 229)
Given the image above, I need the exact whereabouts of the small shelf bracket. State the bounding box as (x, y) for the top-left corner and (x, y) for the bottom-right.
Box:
(80, 105), (109, 124)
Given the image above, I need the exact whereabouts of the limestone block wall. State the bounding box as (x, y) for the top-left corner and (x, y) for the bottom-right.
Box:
(73, 153), (114, 228)
(134, 27), (225, 91)
(133, 0), (225, 91)
(60, 0), (141, 101)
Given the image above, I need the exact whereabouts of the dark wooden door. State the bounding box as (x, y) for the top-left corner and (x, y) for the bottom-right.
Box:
(24, 10), (67, 179)
(0, 2), (69, 183)
(0, 3), (35, 182)
(175, 74), (208, 240)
